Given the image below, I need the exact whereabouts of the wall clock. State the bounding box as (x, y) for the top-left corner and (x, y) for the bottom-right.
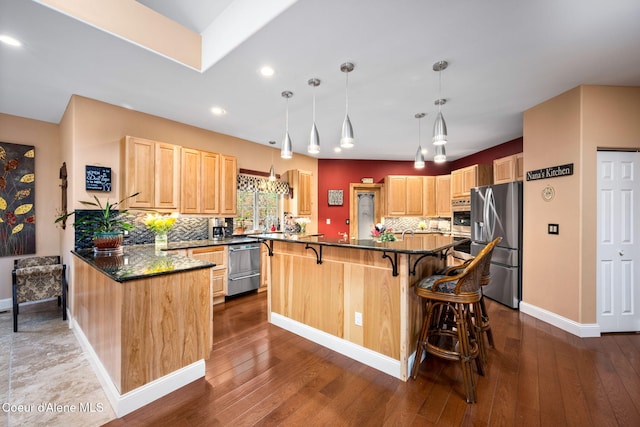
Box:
(542, 184), (555, 202)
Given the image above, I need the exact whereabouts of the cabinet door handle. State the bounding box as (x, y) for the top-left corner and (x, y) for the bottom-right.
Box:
(619, 250), (624, 256)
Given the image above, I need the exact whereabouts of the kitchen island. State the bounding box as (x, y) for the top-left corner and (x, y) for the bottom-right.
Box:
(71, 246), (214, 417)
(249, 232), (467, 381)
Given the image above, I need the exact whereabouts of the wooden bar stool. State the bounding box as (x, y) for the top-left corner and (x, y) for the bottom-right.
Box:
(411, 239), (499, 403)
(436, 237), (501, 361)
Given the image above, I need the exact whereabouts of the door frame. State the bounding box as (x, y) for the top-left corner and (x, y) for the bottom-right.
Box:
(349, 183), (383, 240)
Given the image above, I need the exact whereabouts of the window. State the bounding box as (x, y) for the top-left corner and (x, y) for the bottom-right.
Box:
(237, 191), (280, 231)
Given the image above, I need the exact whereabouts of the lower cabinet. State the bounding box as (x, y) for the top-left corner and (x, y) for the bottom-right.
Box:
(188, 246), (228, 306)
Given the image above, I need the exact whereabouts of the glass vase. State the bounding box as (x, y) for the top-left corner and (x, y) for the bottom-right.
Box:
(155, 232), (168, 252)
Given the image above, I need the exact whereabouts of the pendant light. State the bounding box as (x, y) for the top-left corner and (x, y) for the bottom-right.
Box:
(340, 62), (355, 148)
(281, 91), (293, 159)
(414, 113), (426, 169)
(434, 144), (447, 163)
(268, 140), (277, 181)
(432, 60), (448, 147)
(307, 78), (321, 154)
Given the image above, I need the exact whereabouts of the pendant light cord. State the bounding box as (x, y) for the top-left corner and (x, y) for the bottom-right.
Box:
(345, 71), (349, 115)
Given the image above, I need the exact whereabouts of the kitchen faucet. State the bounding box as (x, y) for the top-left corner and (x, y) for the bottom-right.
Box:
(401, 229), (415, 240)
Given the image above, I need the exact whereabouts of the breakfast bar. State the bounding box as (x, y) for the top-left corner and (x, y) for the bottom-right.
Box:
(251, 232), (467, 381)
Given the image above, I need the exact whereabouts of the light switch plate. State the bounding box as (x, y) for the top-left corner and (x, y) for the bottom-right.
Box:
(548, 224), (559, 235)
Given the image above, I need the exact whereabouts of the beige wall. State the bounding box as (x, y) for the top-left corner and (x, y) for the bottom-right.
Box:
(523, 85), (640, 324)
(0, 113), (61, 301)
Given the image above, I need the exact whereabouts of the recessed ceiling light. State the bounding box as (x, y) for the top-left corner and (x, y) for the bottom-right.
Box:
(260, 66), (274, 77)
(0, 35), (22, 47)
(211, 107), (226, 116)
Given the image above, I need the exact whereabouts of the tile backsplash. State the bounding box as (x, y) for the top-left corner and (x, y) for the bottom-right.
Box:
(382, 216), (451, 232)
(73, 210), (233, 249)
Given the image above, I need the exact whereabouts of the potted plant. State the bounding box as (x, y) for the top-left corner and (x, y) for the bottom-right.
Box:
(55, 192), (139, 253)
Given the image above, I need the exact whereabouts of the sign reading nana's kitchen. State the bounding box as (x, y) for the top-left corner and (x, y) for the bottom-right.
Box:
(526, 163), (573, 181)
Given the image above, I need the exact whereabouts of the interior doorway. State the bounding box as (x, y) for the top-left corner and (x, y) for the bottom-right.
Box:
(349, 183), (383, 240)
(596, 150), (640, 333)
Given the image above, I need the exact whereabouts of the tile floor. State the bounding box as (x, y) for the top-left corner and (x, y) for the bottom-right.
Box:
(1, 300), (115, 427)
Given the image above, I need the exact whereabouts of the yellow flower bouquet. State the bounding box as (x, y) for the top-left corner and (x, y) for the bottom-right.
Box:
(143, 213), (178, 233)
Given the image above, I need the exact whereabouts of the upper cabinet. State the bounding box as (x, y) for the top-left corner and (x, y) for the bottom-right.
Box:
(423, 176), (436, 217)
(385, 175), (423, 216)
(219, 154), (237, 216)
(121, 136), (180, 211)
(435, 174), (451, 217)
(181, 149), (222, 214)
(493, 153), (524, 184)
(122, 136), (237, 215)
(286, 169), (312, 216)
(450, 164), (493, 198)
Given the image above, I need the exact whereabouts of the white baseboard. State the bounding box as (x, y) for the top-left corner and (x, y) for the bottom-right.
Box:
(0, 298), (11, 312)
(271, 313), (406, 381)
(519, 301), (601, 338)
(71, 318), (205, 418)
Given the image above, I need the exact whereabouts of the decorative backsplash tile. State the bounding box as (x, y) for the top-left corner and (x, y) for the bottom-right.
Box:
(383, 216), (450, 232)
(73, 210), (232, 249)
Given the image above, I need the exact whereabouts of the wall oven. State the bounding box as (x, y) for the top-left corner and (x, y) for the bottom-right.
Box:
(227, 243), (261, 296)
(451, 197), (472, 260)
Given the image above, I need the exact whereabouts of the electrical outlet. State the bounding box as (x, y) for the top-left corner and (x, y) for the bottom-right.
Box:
(326, 218), (331, 224)
(355, 311), (363, 326)
(345, 219), (350, 225)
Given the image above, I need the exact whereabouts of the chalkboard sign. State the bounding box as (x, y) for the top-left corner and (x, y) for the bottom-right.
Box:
(85, 165), (112, 191)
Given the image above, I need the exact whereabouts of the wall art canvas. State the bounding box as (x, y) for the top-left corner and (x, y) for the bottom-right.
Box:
(328, 189), (343, 206)
(0, 142), (36, 256)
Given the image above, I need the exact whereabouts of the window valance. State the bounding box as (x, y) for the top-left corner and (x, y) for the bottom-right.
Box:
(237, 174), (289, 194)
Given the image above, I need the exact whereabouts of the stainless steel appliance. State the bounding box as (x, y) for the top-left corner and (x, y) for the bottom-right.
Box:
(227, 242), (261, 296)
(471, 181), (522, 309)
(208, 217), (226, 240)
(451, 197), (472, 259)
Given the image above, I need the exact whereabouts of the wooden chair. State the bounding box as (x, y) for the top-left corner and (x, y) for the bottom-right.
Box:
(438, 237), (502, 360)
(12, 255), (67, 332)
(410, 238), (500, 403)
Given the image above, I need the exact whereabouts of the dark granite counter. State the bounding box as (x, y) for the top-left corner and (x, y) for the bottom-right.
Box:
(165, 236), (259, 250)
(72, 245), (215, 282)
(248, 232), (466, 255)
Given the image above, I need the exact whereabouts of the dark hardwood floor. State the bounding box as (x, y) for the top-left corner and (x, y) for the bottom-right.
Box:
(104, 292), (640, 426)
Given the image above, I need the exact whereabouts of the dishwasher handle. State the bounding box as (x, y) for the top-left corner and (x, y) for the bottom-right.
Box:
(229, 245), (260, 252)
(229, 272), (260, 281)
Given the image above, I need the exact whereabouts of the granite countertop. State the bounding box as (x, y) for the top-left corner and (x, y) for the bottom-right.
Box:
(72, 245), (216, 282)
(248, 232), (468, 255)
(166, 236), (259, 250)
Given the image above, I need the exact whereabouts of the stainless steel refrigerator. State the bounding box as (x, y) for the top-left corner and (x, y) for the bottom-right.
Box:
(471, 181), (522, 309)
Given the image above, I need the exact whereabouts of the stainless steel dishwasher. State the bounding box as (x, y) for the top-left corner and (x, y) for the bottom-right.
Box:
(227, 242), (261, 296)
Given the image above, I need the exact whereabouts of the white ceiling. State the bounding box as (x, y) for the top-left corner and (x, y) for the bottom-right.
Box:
(1, 0), (640, 161)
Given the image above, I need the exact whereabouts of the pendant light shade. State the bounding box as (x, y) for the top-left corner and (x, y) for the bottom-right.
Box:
(307, 78), (321, 154)
(432, 60), (448, 147)
(340, 62), (355, 148)
(414, 112), (426, 169)
(268, 140), (277, 181)
(281, 91), (293, 159)
(434, 144), (446, 163)
(432, 107), (447, 146)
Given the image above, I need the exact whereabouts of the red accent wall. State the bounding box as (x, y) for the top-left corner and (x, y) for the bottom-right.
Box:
(317, 137), (523, 236)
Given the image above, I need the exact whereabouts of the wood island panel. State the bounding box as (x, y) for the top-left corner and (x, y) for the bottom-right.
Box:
(74, 261), (210, 394)
(264, 236), (447, 379)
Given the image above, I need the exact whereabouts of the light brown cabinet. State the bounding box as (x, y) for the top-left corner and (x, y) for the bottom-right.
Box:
(188, 246), (227, 306)
(423, 176), (436, 217)
(181, 149), (221, 214)
(121, 136), (181, 211)
(385, 175), (424, 216)
(436, 174), (451, 217)
(286, 169), (312, 216)
(219, 154), (237, 216)
(493, 153), (524, 184)
(450, 164), (493, 198)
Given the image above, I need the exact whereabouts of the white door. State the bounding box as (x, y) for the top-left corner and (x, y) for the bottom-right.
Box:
(597, 150), (640, 332)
